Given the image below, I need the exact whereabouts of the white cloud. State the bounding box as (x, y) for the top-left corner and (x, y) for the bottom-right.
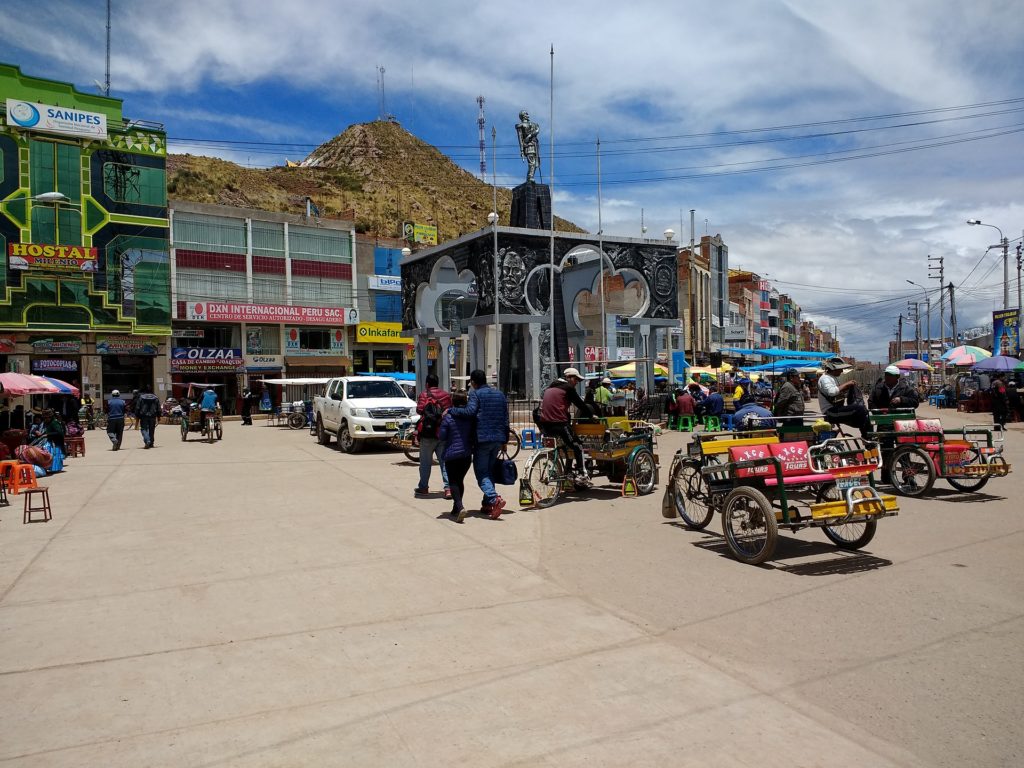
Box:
(2, 0), (1022, 360)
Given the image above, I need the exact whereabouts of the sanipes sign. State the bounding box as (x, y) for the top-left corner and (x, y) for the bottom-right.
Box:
(6, 99), (108, 139)
(8, 242), (99, 272)
(186, 301), (358, 326)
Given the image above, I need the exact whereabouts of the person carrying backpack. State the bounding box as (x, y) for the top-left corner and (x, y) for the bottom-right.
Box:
(135, 385), (162, 449)
(414, 374), (452, 498)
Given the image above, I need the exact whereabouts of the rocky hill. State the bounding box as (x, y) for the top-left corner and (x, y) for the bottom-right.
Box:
(167, 121), (583, 240)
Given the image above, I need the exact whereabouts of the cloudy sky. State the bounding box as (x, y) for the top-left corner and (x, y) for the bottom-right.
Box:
(4, 0), (1023, 360)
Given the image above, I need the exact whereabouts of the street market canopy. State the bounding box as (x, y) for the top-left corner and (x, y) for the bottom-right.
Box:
(0, 372), (80, 397)
(608, 362), (668, 377)
(260, 378), (333, 386)
(720, 347), (837, 359)
(743, 358), (826, 372)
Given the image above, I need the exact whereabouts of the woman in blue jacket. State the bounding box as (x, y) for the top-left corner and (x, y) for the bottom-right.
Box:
(439, 390), (475, 523)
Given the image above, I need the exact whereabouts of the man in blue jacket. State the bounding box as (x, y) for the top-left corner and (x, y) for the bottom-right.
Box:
(448, 369), (509, 519)
(107, 389), (126, 451)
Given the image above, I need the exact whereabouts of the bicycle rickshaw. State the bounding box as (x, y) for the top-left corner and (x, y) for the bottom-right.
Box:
(391, 422), (522, 464)
(520, 416), (658, 508)
(665, 426), (899, 565)
(864, 409), (1010, 497)
(174, 383), (224, 443)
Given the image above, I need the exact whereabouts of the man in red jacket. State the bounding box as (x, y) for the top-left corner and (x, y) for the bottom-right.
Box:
(415, 374), (453, 498)
(539, 367), (594, 487)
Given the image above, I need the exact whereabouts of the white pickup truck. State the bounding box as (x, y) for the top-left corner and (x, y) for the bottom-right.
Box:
(313, 376), (418, 453)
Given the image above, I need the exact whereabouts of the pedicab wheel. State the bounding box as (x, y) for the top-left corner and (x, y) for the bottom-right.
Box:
(180, 417), (188, 441)
(945, 448), (990, 493)
(815, 484), (878, 549)
(287, 411), (306, 430)
(504, 429), (522, 460)
(627, 446), (657, 495)
(672, 461), (715, 530)
(721, 486), (778, 565)
(316, 417), (332, 446)
(207, 419), (215, 443)
(526, 448), (562, 508)
(215, 420), (223, 441)
(889, 445), (935, 497)
(403, 432), (421, 463)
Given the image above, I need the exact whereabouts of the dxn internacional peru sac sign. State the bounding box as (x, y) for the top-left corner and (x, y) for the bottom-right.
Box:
(186, 302), (359, 326)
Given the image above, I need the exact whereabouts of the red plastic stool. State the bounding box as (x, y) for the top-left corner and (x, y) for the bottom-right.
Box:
(10, 463), (38, 494)
(66, 436), (86, 458)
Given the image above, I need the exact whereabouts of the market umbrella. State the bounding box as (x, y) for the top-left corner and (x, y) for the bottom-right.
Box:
(945, 350), (990, 366)
(941, 345), (990, 362)
(608, 362), (669, 377)
(893, 358), (933, 372)
(971, 355), (1023, 373)
(0, 372), (80, 397)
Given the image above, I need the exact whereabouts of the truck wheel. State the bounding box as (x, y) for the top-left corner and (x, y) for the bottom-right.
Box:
(338, 421), (363, 453)
(316, 417), (331, 445)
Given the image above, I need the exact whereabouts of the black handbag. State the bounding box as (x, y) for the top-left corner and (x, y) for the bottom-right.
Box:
(492, 447), (518, 485)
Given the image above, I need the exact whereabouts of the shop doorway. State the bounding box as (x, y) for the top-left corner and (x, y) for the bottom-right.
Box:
(101, 355), (154, 399)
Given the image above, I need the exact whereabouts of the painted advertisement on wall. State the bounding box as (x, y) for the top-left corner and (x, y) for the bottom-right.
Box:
(992, 309), (1020, 356)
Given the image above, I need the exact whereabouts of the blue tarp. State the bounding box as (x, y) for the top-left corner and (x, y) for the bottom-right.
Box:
(355, 371), (417, 381)
(721, 347), (835, 359)
(744, 358), (825, 372)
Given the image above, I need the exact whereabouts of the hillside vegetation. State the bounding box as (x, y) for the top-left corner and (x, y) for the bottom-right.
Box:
(167, 120), (583, 240)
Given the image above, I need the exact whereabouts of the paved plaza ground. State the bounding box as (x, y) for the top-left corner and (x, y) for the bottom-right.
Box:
(1, 405), (1021, 766)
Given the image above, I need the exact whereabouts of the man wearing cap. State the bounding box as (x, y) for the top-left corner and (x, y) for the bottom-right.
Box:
(594, 376), (614, 415)
(106, 388), (127, 451)
(773, 369), (805, 418)
(539, 368), (594, 486)
(868, 365), (921, 411)
(817, 357), (870, 434)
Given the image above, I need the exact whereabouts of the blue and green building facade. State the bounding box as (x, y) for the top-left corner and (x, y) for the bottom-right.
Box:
(0, 63), (170, 397)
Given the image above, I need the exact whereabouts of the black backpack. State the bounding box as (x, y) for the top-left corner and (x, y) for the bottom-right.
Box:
(419, 398), (443, 437)
(136, 395), (160, 418)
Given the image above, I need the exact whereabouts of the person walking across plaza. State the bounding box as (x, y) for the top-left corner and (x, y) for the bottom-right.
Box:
(107, 389), (126, 451)
(240, 389), (256, 425)
(438, 389), (474, 522)
(448, 369), (509, 519)
(135, 385), (162, 449)
(414, 373), (452, 498)
(991, 373), (1010, 429)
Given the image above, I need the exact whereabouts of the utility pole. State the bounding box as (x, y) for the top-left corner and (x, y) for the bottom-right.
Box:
(929, 254), (945, 380)
(897, 313), (903, 359)
(948, 283), (958, 346)
(1017, 240), (1022, 312)
(908, 301), (920, 359)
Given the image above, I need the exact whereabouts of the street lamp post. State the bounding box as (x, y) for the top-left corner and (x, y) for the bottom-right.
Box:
(907, 280), (931, 363)
(487, 211), (500, 388)
(967, 219), (1010, 310)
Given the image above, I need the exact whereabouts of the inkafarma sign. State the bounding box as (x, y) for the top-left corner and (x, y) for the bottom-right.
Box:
(6, 99), (108, 140)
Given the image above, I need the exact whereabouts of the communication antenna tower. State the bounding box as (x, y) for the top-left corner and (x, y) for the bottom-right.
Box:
(377, 65), (388, 120)
(477, 96), (487, 179)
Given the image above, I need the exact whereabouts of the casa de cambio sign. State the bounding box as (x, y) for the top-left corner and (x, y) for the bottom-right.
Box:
(186, 302), (358, 326)
(6, 99), (108, 140)
(170, 347), (244, 373)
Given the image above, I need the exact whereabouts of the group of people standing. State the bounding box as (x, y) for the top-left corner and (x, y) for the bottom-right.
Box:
(414, 370), (509, 523)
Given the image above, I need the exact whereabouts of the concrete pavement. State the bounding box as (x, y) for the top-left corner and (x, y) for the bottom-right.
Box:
(0, 407), (1020, 766)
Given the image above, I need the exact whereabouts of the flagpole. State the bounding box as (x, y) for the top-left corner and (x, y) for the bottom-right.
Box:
(548, 44), (556, 380)
(597, 135), (606, 372)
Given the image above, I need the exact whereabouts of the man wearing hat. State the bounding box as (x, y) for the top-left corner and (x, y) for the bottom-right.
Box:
(868, 365), (921, 411)
(594, 376), (614, 415)
(817, 357), (870, 434)
(106, 388), (127, 451)
(539, 368), (594, 487)
(773, 368), (805, 418)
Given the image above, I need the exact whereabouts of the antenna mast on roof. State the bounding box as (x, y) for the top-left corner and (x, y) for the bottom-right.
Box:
(477, 96), (487, 179)
(104, 0), (111, 95)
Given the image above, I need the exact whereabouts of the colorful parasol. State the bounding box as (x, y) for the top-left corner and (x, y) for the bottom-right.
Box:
(971, 355), (1023, 373)
(942, 345), (992, 366)
(0, 372), (80, 397)
(893, 358), (933, 372)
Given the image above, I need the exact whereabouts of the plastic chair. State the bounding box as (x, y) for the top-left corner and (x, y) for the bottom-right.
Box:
(927, 394), (946, 408)
(720, 413), (736, 431)
(520, 428), (540, 449)
(9, 463), (38, 494)
(703, 415), (722, 432)
(676, 415), (695, 432)
(0, 460), (20, 488)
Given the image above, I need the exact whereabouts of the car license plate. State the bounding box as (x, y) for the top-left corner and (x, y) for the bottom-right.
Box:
(386, 421), (398, 431)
